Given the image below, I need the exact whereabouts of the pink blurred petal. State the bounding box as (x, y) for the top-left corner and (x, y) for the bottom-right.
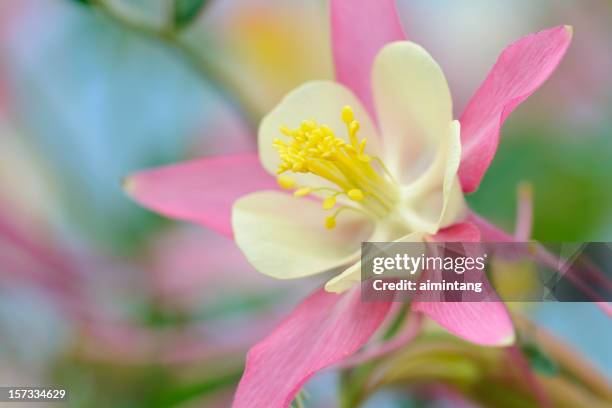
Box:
(0, 203), (87, 319)
(412, 300), (515, 346)
(458, 26), (572, 193)
(0, 66), (7, 115)
(124, 154), (276, 238)
(413, 222), (515, 346)
(233, 287), (392, 408)
(331, 0), (406, 119)
(148, 226), (281, 308)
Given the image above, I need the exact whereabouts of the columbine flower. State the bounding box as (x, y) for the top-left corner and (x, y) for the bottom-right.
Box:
(234, 51), (466, 293)
(124, 1), (572, 406)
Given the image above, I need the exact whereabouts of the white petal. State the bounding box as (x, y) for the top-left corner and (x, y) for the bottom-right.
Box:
(325, 231), (426, 293)
(372, 41), (453, 183)
(324, 261), (361, 294)
(232, 191), (374, 280)
(401, 120), (467, 234)
(259, 80), (381, 187)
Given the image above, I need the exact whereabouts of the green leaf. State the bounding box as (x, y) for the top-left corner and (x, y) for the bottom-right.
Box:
(173, 0), (208, 29)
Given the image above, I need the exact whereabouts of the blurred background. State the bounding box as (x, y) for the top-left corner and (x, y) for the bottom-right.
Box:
(0, 0), (610, 406)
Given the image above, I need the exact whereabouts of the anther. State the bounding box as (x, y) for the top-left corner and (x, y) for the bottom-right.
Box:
(347, 189), (364, 201)
(325, 216), (337, 229)
(277, 175), (296, 189)
(322, 196), (337, 210)
(294, 187), (312, 197)
(341, 106), (354, 124)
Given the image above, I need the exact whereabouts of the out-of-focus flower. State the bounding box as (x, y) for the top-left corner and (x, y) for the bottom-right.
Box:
(204, 0), (333, 115)
(125, 0), (572, 406)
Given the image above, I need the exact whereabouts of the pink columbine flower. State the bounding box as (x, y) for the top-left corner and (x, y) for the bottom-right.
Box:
(124, 1), (572, 406)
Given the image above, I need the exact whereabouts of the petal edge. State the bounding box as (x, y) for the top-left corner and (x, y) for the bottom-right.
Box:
(125, 154), (276, 237)
(414, 222), (515, 346)
(233, 287), (392, 408)
(331, 0), (406, 119)
(459, 25), (573, 193)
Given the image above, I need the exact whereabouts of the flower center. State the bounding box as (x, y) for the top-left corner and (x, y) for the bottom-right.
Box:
(273, 106), (399, 229)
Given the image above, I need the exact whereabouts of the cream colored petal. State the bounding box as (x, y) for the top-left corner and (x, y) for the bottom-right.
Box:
(324, 261), (361, 294)
(259, 80), (381, 188)
(232, 191), (375, 280)
(401, 120), (467, 234)
(372, 41), (453, 184)
(325, 231), (426, 293)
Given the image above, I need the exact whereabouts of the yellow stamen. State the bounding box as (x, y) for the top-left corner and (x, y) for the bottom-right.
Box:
(294, 187), (312, 197)
(325, 216), (336, 229)
(348, 121), (359, 147)
(359, 139), (367, 154)
(341, 106), (354, 124)
(274, 106), (399, 228)
(347, 189), (364, 201)
(322, 196), (337, 210)
(277, 175), (296, 189)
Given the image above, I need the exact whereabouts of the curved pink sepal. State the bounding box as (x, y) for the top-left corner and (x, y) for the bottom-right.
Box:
(428, 222), (481, 243)
(412, 300), (515, 346)
(331, 0), (406, 119)
(414, 223), (515, 346)
(124, 154), (276, 237)
(233, 287), (392, 408)
(459, 26), (573, 193)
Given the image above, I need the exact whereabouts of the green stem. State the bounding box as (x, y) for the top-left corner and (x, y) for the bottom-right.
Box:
(382, 302), (409, 341)
(338, 303), (412, 407)
(291, 389), (308, 408)
(90, 0), (258, 128)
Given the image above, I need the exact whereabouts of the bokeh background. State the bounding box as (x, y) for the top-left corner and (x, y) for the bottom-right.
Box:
(0, 0), (610, 406)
